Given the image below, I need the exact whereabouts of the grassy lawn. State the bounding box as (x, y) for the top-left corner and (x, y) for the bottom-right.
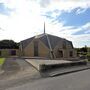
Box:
(0, 58), (5, 65)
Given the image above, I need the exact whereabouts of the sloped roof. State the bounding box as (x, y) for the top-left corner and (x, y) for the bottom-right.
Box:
(20, 36), (34, 49)
(20, 33), (73, 49)
(39, 34), (62, 49)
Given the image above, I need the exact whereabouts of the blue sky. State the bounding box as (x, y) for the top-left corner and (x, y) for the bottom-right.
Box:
(0, 0), (90, 47)
(55, 8), (90, 26)
(0, 3), (12, 15)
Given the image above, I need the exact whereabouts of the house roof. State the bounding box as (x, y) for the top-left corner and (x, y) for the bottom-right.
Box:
(20, 33), (73, 49)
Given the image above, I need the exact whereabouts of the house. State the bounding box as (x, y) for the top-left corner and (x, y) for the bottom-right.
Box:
(0, 40), (19, 57)
(19, 33), (77, 59)
(0, 49), (19, 57)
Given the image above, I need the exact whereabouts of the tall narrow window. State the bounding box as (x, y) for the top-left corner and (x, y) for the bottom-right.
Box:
(63, 41), (66, 49)
(11, 50), (16, 56)
(70, 51), (73, 57)
(34, 40), (38, 56)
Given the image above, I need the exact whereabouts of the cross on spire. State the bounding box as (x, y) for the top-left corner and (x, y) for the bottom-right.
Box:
(44, 22), (45, 34)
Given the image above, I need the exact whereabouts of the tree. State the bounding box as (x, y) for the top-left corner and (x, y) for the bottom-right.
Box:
(80, 45), (87, 53)
(0, 40), (19, 49)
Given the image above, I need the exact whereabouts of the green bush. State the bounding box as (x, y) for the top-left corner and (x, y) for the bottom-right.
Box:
(87, 52), (90, 61)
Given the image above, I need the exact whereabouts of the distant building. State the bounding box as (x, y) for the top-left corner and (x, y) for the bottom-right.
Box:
(19, 33), (77, 59)
(0, 49), (19, 57)
(0, 40), (19, 57)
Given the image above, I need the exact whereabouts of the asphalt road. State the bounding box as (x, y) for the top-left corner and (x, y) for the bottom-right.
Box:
(7, 69), (90, 90)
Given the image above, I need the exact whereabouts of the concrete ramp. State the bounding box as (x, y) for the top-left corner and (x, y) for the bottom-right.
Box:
(26, 59), (88, 77)
(26, 59), (87, 71)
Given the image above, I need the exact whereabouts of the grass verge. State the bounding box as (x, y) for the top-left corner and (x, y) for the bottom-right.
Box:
(0, 58), (5, 65)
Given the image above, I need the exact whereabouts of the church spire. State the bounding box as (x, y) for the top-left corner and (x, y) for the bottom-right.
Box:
(44, 22), (45, 34)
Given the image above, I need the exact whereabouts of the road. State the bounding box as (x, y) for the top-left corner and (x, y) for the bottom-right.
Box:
(7, 69), (90, 90)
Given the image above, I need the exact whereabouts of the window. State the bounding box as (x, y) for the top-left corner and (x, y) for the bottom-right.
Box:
(34, 40), (38, 56)
(70, 51), (73, 57)
(63, 41), (66, 49)
(11, 50), (16, 56)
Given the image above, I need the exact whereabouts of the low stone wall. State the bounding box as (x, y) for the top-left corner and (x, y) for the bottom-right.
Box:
(39, 60), (87, 72)
(26, 59), (88, 72)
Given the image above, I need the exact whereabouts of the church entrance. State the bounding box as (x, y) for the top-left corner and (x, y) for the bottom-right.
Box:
(34, 40), (38, 57)
(56, 50), (63, 58)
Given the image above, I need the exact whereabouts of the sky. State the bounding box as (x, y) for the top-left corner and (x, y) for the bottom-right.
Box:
(0, 0), (90, 48)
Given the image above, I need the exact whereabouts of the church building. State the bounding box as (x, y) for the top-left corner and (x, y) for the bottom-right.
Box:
(19, 23), (77, 59)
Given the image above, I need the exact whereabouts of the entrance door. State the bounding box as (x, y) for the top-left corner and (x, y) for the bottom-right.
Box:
(59, 50), (63, 57)
(56, 50), (63, 58)
(11, 50), (16, 56)
(34, 40), (38, 56)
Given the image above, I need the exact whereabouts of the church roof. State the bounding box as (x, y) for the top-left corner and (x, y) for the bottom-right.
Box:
(20, 33), (73, 49)
(39, 34), (62, 49)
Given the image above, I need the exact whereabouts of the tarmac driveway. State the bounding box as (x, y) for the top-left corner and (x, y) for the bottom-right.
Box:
(0, 58), (41, 90)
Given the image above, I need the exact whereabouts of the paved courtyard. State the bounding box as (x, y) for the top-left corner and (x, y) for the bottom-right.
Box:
(26, 59), (71, 70)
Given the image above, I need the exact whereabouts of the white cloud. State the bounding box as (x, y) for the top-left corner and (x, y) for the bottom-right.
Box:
(40, 0), (90, 22)
(39, 0), (51, 7)
(44, 0), (90, 11)
(0, 0), (90, 47)
(76, 8), (87, 14)
(0, 0), (45, 41)
(70, 34), (90, 47)
(45, 22), (90, 47)
(82, 22), (90, 29)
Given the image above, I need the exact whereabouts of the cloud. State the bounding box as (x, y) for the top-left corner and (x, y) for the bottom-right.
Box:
(48, 0), (89, 10)
(82, 22), (90, 29)
(42, 0), (90, 20)
(0, 0), (90, 47)
(76, 8), (87, 14)
(0, 0), (44, 41)
(0, 3), (13, 15)
(39, 0), (51, 7)
(46, 22), (90, 47)
(73, 22), (90, 35)
(70, 34), (90, 47)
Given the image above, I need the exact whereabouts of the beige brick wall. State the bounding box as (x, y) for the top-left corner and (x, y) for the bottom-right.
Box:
(0, 49), (20, 57)
(38, 40), (49, 58)
(23, 39), (50, 58)
(24, 41), (34, 57)
(21, 38), (77, 59)
(54, 41), (77, 59)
